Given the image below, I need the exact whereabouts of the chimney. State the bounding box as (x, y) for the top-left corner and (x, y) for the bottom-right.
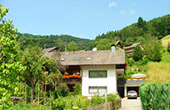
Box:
(111, 46), (116, 52)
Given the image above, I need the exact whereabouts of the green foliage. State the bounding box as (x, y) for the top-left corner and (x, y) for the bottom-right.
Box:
(145, 37), (162, 62)
(0, 5), (24, 109)
(91, 95), (105, 106)
(167, 42), (170, 52)
(140, 82), (170, 110)
(133, 45), (144, 61)
(19, 47), (60, 103)
(73, 84), (82, 95)
(95, 14), (170, 44)
(17, 33), (93, 51)
(51, 97), (66, 110)
(107, 94), (117, 102)
(67, 41), (78, 51)
(73, 96), (91, 109)
(161, 52), (170, 63)
(95, 39), (115, 50)
(56, 83), (69, 97)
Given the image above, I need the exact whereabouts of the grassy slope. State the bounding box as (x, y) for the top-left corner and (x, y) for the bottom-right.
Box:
(146, 62), (170, 82)
(161, 35), (170, 47)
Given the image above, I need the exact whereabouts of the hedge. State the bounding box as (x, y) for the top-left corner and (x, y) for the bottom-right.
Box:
(140, 82), (170, 110)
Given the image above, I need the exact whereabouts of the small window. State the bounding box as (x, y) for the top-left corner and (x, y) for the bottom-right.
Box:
(74, 57), (80, 61)
(89, 86), (107, 94)
(86, 57), (91, 60)
(89, 70), (107, 78)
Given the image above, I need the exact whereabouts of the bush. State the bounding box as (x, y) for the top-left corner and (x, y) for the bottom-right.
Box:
(74, 84), (81, 95)
(51, 97), (66, 110)
(74, 96), (90, 109)
(91, 95), (105, 106)
(133, 45), (144, 61)
(56, 83), (69, 97)
(140, 82), (170, 110)
(107, 94), (117, 102)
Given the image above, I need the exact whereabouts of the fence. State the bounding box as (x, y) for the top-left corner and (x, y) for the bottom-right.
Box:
(84, 100), (121, 110)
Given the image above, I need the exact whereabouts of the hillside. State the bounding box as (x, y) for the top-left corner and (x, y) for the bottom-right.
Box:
(95, 14), (170, 45)
(161, 35), (170, 47)
(17, 33), (93, 51)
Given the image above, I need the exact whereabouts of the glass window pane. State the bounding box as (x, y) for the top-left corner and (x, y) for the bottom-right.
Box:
(89, 87), (97, 93)
(89, 71), (98, 77)
(98, 71), (107, 77)
(98, 87), (107, 93)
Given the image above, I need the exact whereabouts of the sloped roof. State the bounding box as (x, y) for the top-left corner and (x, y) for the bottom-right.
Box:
(123, 42), (144, 50)
(60, 50), (125, 66)
(43, 46), (59, 53)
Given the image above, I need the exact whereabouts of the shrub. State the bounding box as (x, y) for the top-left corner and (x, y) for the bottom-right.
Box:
(167, 42), (170, 52)
(74, 96), (90, 109)
(91, 95), (105, 106)
(107, 94), (117, 102)
(133, 45), (144, 61)
(140, 82), (170, 110)
(56, 83), (69, 97)
(74, 84), (81, 95)
(51, 97), (66, 110)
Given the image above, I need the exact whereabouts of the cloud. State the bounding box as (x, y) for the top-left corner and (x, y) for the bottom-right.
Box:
(108, 2), (117, 7)
(120, 10), (126, 15)
(130, 10), (136, 14)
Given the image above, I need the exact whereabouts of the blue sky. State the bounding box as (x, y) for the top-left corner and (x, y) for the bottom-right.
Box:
(1, 0), (170, 39)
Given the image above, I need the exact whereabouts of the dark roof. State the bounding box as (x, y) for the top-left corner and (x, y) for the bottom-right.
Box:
(60, 50), (125, 66)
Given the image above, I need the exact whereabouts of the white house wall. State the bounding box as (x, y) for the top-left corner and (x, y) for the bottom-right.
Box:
(81, 65), (117, 97)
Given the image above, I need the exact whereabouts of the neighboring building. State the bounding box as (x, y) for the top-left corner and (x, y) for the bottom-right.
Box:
(115, 41), (145, 54)
(59, 48), (126, 97)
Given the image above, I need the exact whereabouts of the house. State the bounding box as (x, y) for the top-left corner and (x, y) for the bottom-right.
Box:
(115, 41), (145, 54)
(59, 47), (126, 97)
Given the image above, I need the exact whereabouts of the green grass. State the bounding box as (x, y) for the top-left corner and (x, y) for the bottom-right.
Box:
(146, 62), (170, 82)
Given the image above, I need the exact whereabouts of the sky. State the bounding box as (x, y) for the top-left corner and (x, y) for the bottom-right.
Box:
(1, 0), (170, 39)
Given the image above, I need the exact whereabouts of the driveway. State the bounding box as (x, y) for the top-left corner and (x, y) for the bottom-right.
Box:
(119, 97), (143, 110)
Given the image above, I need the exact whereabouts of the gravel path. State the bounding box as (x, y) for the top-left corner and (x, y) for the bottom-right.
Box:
(119, 97), (143, 110)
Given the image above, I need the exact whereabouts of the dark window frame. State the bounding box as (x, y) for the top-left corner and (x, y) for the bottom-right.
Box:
(89, 86), (107, 94)
(89, 70), (107, 78)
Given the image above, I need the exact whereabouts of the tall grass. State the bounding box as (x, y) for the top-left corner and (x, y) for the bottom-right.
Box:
(146, 62), (170, 82)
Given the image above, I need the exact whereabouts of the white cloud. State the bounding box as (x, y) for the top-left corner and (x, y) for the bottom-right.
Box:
(120, 10), (126, 15)
(108, 2), (117, 7)
(130, 10), (136, 14)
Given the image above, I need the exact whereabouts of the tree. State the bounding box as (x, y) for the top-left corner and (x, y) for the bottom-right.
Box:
(167, 42), (170, 52)
(0, 5), (23, 108)
(67, 41), (78, 51)
(133, 45), (144, 61)
(20, 47), (60, 104)
(95, 39), (115, 50)
(145, 37), (162, 62)
(56, 38), (65, 51)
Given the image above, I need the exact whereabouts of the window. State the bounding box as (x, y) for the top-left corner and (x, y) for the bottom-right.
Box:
(74, 57), (80, 61)
(89, 86), (107, 94)
(89, 70), (107, 78)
